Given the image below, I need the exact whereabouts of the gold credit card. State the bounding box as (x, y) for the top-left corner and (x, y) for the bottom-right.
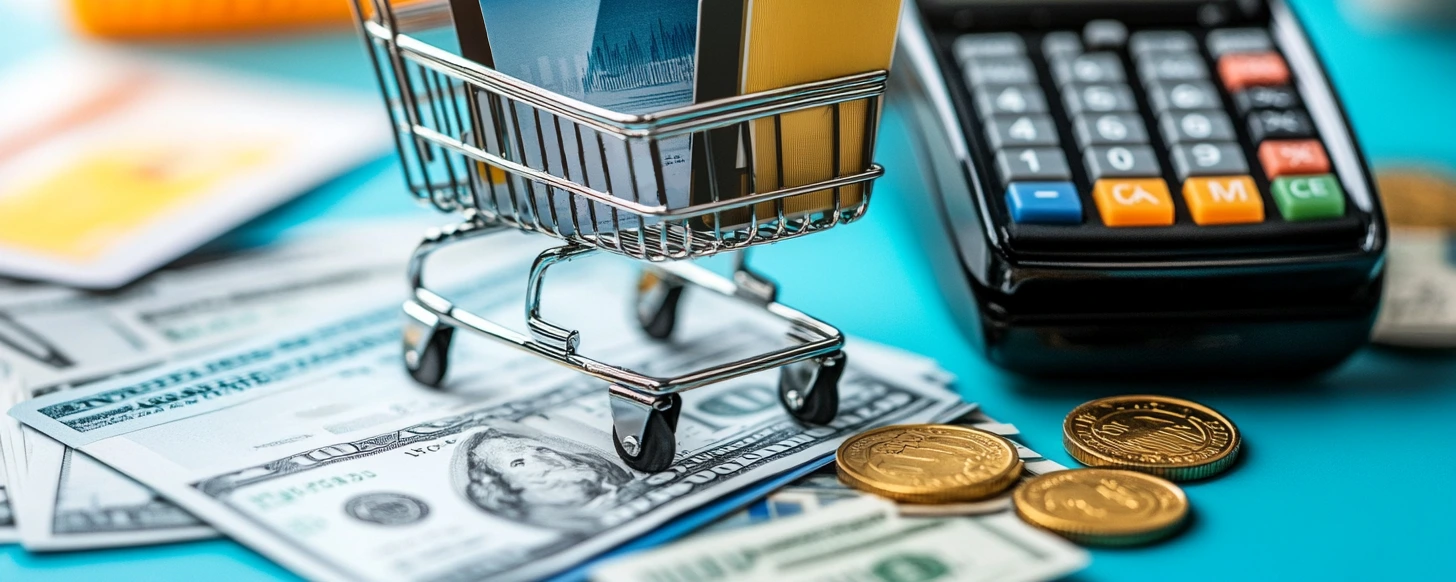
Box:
(738, 0), (901, 220)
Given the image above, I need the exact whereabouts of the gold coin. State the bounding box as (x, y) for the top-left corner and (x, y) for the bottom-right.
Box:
(1014, 468), (1189, 546)
(836, 424), (1023, 503)
(1064, 395), (1240, 481)
(1377, 168), (1456, 229)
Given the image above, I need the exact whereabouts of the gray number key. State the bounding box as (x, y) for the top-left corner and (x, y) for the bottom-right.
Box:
(1052, 52), (1126, 85)
(1171, 143), (1249, 179)
(1207, 28), (1273, 57)
(986, 114), (1060, 148)
(1063, 83), (1138, 114)
(965, 56), (1037, 86)
(1042, 31), (1083, 59)
(955, 33), (1026, 62)
(1137, 52), (1209, 83)
(1084, 145), (1162, 180)
(1147, 80), (1221, 113)
(997, 148), (1072, 185)
(1073, 113), (1148, 147)
(974, 84), (1048, 119)
(1130, 30), (1196, 56)
(1159, 110), (1235, 143)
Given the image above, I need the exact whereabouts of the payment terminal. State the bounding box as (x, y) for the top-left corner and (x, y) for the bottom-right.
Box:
(893, 0), (1386, 377)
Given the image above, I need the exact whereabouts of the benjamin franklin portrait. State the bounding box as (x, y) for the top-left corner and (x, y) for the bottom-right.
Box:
(450, 421), (632, 531)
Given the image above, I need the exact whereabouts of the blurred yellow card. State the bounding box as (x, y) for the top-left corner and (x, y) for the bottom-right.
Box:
(0, 48), (389, 289)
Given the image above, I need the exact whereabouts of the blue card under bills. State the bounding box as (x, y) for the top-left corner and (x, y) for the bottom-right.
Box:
(471, 0), (698, 235)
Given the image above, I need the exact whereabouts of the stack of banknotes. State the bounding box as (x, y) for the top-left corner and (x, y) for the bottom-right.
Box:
(0, 220), (1088, 581)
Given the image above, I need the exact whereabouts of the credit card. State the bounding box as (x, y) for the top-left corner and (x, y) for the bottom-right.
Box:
(0, 47), (389, 289)
(451, 0), (699, 235)
(738, 0), (901, 219)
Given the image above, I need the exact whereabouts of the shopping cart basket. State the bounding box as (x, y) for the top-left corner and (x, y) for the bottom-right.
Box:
(351, 0), (887, 472)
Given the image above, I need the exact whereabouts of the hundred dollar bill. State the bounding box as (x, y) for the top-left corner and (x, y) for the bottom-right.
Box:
(9, 260), (969, 581)
(592, 497), (1088, 582)
(1, 220), (544, 550)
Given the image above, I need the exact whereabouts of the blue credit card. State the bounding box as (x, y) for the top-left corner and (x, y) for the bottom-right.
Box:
(473, 0), (698, 233)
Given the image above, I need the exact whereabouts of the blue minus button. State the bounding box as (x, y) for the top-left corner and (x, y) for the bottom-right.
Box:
(1006, 182), (1082, 224)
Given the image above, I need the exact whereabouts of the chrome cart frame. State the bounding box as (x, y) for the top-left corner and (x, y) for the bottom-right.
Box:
(352, 0), (887, 471)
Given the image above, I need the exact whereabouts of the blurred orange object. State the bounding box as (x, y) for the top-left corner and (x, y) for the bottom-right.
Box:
(70, 0), (429, 39)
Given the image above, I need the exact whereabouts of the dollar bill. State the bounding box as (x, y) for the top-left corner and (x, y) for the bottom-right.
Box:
(9, 257), (970, 581)
(0, 365), (18, 543)
(591, 496), (1088, 582)
(1373, 229), (1456, 347)
(0, 220), (544, 550)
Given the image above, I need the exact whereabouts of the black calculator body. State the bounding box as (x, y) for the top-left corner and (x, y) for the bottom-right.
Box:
(893, 0), (1385, 377)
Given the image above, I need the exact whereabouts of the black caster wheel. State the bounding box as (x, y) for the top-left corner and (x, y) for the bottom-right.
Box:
(612, 393), (682, 472)
(405, 326), (454, 388)
(636, 271), (685, 340)
(778, 351), (844, 425)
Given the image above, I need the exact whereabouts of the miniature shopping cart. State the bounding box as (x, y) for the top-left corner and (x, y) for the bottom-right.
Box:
(350, 0), (887, 472)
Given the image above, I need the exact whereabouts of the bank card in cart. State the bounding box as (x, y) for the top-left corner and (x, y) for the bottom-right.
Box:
(0, 47), (390, 289)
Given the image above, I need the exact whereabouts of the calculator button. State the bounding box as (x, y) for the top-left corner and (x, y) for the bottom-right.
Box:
(1207, 28), (1274, 57)
(955, 33), (1026, 61)
(1084, 145), (1162, 180)
(1006, 182), (1083, 224)
(1171, 143), (1249, 179)
(1234, 86), (1301, 114)
(1137, 52), (1209, 83)
(1042, 31), (1083, 59)
(1183, 176), (1265, 225)
(1272, 174), (1346, 220)
(1218, 53), (1290, 92)
(1258, 139), (1330, 178)
(1073, 113), (1148, 147)
(1052, 52), (1126, 85)
(965, 56), (1038, 86)
(1093, 178), (1175, 227)
(986, 114), (1060, 148)
(1247, 109), (1315, 143)
(1130, 31), (1196, 56)
(1084, 19), (1128, 49)
(997, 148), (1073, 184)
(1159, 110), (1236, 143)
(975, 84), (1049, 119)
(1063, 83), (1138, 114)
(1147, 81), (1222, 113)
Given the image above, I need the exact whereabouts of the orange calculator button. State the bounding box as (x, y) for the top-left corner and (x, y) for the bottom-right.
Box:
(1182, 176), (1265, 225)
(1259, 139), (1330, 178)
(1093, 179), (1175, 227)
(1218, 53), (1290, 92)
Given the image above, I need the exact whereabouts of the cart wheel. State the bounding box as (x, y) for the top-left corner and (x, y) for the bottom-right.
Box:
(404, 326), (454, 388)
(612, 393), (682, 473)
(636, 271), (685, 340)
(778, 351), (844, 425)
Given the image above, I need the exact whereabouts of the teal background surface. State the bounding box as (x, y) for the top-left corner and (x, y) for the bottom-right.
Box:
(2, 1), (1455, 579)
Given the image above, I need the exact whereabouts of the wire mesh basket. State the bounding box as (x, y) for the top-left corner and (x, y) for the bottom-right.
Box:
(352, 0), (889, 471)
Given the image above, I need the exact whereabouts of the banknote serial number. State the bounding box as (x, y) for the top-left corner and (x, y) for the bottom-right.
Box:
(243, 470), (379, 512)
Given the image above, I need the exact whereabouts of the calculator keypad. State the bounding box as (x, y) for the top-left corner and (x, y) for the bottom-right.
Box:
(953, 23), (1351, 230)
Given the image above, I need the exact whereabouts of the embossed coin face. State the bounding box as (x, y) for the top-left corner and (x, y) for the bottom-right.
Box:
(1064, 395), (1240, 481)
(344, 493), (431, 526)
(1014, 468), (1188, 546)
(836, 424), (1023, 503)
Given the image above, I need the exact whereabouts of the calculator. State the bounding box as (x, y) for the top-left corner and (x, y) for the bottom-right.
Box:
(893, 0), (1386, 377)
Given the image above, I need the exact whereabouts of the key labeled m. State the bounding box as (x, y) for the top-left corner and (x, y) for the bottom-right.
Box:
(1208, 179), (1250, 203)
